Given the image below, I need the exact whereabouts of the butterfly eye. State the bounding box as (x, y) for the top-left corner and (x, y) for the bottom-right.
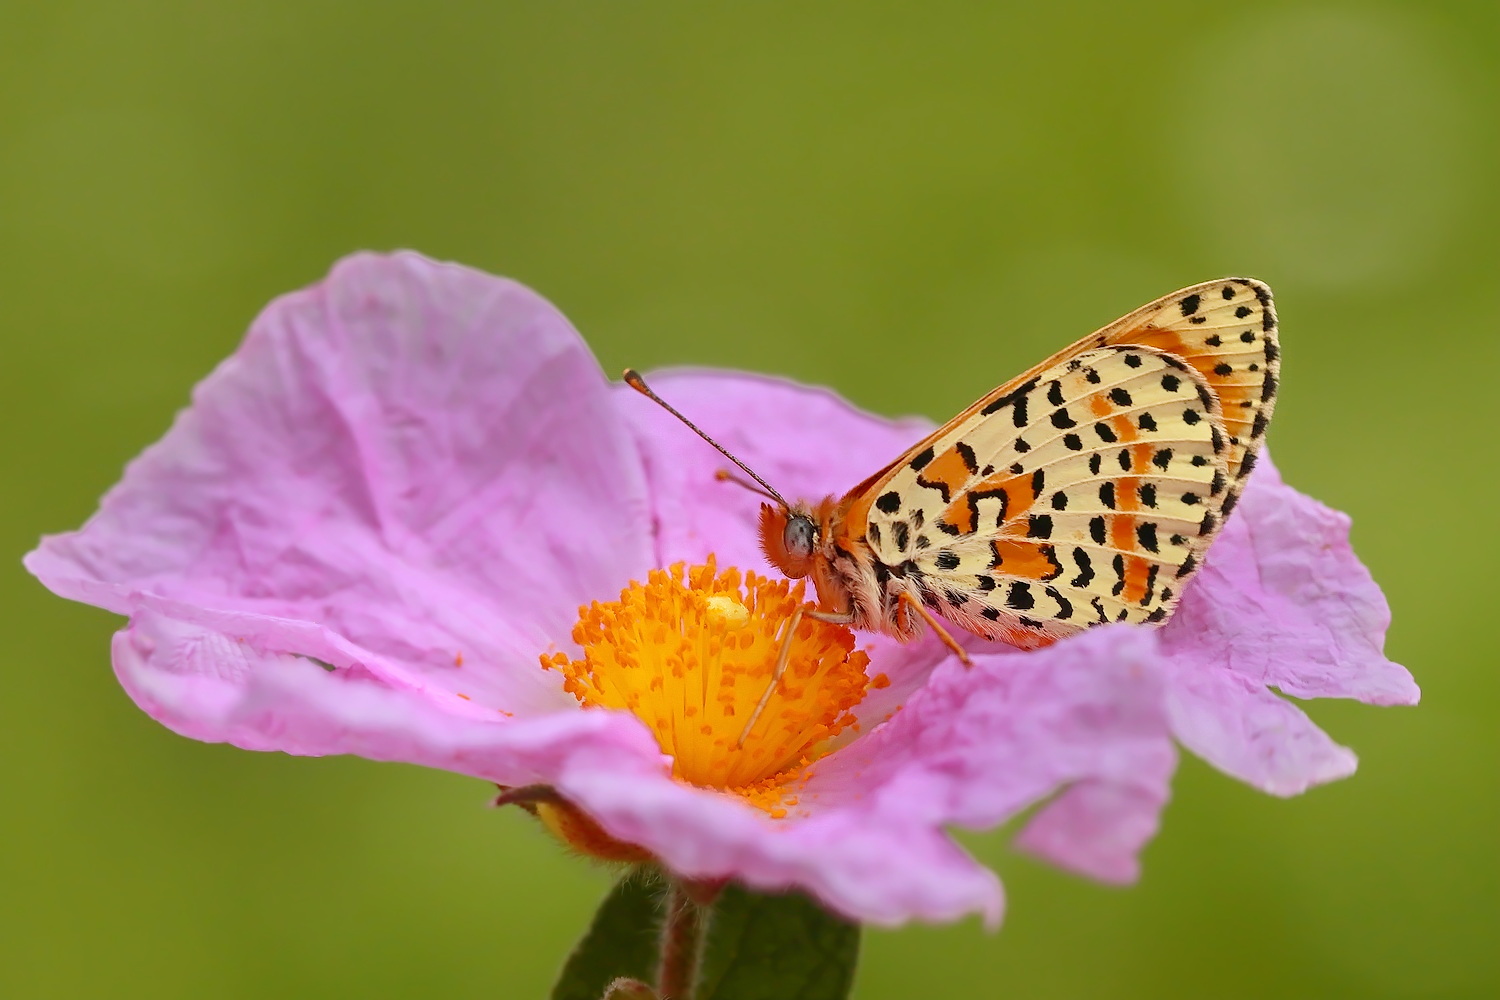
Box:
(783, 515), (816, 562)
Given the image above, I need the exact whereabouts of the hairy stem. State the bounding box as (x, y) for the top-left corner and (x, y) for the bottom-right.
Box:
(655, 880), (705, 1000)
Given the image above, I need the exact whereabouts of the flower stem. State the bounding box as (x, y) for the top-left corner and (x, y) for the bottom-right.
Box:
(656, 879), (705, 1000)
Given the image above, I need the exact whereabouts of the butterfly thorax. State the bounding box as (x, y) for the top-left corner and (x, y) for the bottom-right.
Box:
(759, 497), (922, 639)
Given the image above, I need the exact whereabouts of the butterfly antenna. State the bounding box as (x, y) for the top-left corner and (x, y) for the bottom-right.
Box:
(622, 369), (790, 509)
(715, 468), (782, 504)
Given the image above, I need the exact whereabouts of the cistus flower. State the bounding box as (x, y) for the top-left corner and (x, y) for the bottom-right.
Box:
(26, 251), (1189, 927)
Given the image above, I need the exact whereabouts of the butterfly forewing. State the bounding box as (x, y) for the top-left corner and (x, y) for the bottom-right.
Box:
(858, 345), (1228, 648)
(1055, 278), (1277, 511)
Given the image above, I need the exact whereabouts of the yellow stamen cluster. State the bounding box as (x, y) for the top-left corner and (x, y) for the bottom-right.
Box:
(542, 558), (877, 817)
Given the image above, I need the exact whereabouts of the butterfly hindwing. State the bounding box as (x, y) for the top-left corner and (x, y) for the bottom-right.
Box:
(858, 345), (1229, 647)
(1056, 277), (1277, 517)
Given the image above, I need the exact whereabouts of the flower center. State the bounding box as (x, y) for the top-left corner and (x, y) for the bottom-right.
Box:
(542, 558), (882, 816)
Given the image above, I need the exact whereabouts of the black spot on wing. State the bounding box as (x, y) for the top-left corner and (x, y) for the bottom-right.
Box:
(1006, 581), (1035, 611)
(955, 442), (979, 475)
(980, 377), (1039, 420)
(934, 550), (960, 571)
(876, 491), (901, 514)
(1070, 547), (1094, 588)
(1180, 293), (1201, 316)
(909, 446), (934, 471)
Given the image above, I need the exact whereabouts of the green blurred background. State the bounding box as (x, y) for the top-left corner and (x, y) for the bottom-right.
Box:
(3, 3), (1495, 997)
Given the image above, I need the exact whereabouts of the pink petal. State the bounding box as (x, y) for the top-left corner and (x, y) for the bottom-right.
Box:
(613, 369), (932, 573)
(1165, 666), (1357, 796)
(789, 626), (1176, 890)
(27, 251), (653, 715)
(558, 766), (1003, 928)
(115, 609), (668, 786)
(1156, 451), (1416, 792)
(1166, 452), (1417, 706)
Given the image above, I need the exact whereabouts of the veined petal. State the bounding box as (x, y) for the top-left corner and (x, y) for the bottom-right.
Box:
(115, 610), (668, 785)
(27, 251), (654, 715)
(1166, 451), (1418, 706)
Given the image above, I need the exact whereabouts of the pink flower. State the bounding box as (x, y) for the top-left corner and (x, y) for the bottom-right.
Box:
(24, 252), (1411, 928)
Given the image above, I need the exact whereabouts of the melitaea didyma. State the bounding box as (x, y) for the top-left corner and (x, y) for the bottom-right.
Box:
(629, 278), (1278, 660)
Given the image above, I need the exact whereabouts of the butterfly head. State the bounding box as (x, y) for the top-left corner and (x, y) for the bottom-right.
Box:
(759, 502), (819, 578)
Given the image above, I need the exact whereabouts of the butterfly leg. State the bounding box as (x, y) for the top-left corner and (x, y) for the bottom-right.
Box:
(898, 592), (973, 667)
(806, 609), (855, 625)
(736, 604), (805, 748)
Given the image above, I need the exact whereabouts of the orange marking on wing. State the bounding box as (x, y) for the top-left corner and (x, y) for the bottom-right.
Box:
(1110, 413), (1138, 443)
(990, 540), (1060, 580)
(1110, 513), (1136, 552)
(1089, 395), (1112, 417)
(1120, 326), (1192, 357)
(941, 471), (1036, 536)
(1117, 476), (1140, 512)
(1119, 555), (1151, 605)
(916, 445), (976, 502)
(942, 501), (978, 535)
(997, 625), (1056, 650)
(1131, 442), (1153, 471)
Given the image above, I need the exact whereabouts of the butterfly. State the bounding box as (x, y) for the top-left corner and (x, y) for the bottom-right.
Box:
(627, 277), (1278, 665)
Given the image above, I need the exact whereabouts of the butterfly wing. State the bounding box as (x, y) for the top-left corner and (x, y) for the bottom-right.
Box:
(851, 279), (1276, 505)
(1019, 277), (1277, 512)
(851, 344), (1229, 648)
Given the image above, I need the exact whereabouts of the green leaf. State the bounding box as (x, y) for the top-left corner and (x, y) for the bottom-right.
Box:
(552, 872), (663, 1000)
(696, 885), (860, 1000)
